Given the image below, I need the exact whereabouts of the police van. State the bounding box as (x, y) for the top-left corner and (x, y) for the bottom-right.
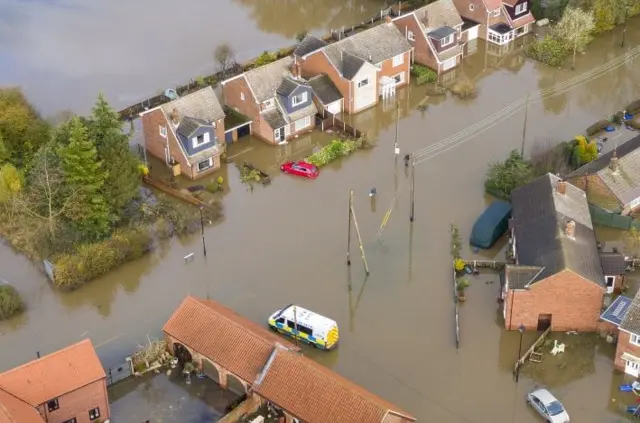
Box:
(267, 304), (339, 350)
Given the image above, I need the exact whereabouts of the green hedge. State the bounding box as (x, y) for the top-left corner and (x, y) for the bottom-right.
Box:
(526, 35), (569, 67)
(305, 139), (359, 167)
(53, 227), (152, 291)
(411, 64), (437, 85)
(0, 284), (24, 320)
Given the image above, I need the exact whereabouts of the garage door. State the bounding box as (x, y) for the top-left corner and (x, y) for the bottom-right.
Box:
(442, 57), (457, 72)
(466, 25), (479, 41)
(327, 101), (342, 115)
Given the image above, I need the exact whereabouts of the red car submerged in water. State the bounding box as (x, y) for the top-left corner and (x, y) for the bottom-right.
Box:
(280, 161), (319, 179)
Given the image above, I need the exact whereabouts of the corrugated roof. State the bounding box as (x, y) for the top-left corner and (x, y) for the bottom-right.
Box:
(0, 390), (43, 423)
(511, 173), (605, 286)
(620, 291), (640, 335)
(163, 296), (300, 383)
(413, 0), (464, 33)
(254, 348), (415, 423)
(308, 74), (343, 105)
(601, 295), (632, 326)
(244, 57), (295, 103)
(0, 339), (105, 407)
(294, 34), (328, 57)
(160, 86), (225, 124)
(600, 252), (627, 275)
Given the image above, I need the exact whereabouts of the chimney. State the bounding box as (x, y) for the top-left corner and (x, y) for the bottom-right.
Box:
(170, 108), (180, 125)
(385, 15), (392, 24)
(291, 62), (300, 79)
(565, 220), (576, 240)
(610, 150), (618, 172)
(556, 180), (566, 195)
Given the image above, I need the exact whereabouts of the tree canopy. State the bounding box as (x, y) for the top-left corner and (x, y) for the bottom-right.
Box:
(485, 150), (534, 200)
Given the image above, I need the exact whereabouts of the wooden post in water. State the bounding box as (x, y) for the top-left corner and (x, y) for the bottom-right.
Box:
(520, 93), (530, 157)
(347, 190), (353, 266)
(410, 154), (415, 222)
(350, 193), (370, 275)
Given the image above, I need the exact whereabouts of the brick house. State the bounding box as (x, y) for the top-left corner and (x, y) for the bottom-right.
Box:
(452, 0), (534, 45)
(221, 57), (317, 145)
(140, 86), (225, 179)
(501, 173), (606, 332)
(164, 296), (416, 423)
(567, 134), (640, 216)
(600, 292), (640, 377)
(392, 0), (465, 74)
(307, 74), (344, 117)
(0, 339), (109, 423)
(294, 20), (412, 114)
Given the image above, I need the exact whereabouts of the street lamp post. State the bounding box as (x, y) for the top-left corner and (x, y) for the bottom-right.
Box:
(515, 324), (525, 382)
(199, 206), (207, 257)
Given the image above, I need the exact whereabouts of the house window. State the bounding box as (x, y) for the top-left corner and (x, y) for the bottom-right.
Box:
(263, 99), (274, 108)
(274, 127), (283, 142)
(408, 30), (415, 41)
(89, 407), (101, 421)
(358, 78), (369, 88)
(197, 158), (213, 172)
(240, 92), (245, 101)
(469, 4), (474, 11)
(493, 8), (501, 17)
(392, 53), (404, 67)
(441, 34), (454, 47)
(62, 419), (77, 423)
(291, 92), (308, 107)
(488, 32), (503, 44)
(192, 132), (210, 148)
(159, 125), (167, 138)
(393, 72), (405, 85)
(47, 399), (59, 412)
(632, 334), (640, 347)
(294, 116), (311, 132)
(515, 2), (527, 14)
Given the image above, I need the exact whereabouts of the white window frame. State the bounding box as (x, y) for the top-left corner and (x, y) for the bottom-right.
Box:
(357, 78), (369, 88)
(441, 34), (454, 48)
(515, 2), (527, 14)
(392, 53), (404, 67)
(393, 72), (405, 85)
(291, 92), (308, 107)
(493, 8), (501, 17)
(197, 157), (213, 172)
(192, 132), (210, 148)
(263, 98), (274, 108)
(240, 92), (245, 101)
(408, 30), (416, 41)
(294, 116), (311, 132)
(469, 4), (474, 11)
(632, 334), (640, 347)
(159, 125), (167, 138)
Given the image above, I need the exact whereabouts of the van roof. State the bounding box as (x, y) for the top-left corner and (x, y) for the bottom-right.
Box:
(275, 305), (337, 332)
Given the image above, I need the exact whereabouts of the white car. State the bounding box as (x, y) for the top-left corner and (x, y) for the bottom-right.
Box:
(526, 388), (570, 423)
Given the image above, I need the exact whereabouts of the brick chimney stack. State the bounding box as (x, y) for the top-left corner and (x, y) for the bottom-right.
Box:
(291, 62), (301, 79)
(171, 108), (180, 125)
(610, 150), (618, 172)
(556, 180), (566, 195)
(565, 220), (576, 239)
(385, 15), (392, 24)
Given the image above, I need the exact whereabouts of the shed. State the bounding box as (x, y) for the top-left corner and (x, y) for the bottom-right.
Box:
(470, 201), (512, 248)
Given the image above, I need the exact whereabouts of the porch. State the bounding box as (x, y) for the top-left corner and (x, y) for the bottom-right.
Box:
(488, 22), (532, 46)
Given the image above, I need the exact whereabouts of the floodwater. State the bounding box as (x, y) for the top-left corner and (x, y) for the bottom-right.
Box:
(1, 1), (640, 421)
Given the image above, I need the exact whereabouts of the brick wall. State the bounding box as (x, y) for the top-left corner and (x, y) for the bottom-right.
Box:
(614, 331), (640, 372)
(505, 269), (605, 332)
(394, 15), (437, 71)
(298, 53), (354, 113)
(568, 174), (620, 211)
(453, 0), (490, 39)
(378, 50), (411, 94)
(37, 379), (110, 423)
(141, 109), (191, 177)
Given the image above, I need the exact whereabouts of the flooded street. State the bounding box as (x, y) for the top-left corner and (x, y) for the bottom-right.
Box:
(2, 1), (640, 421)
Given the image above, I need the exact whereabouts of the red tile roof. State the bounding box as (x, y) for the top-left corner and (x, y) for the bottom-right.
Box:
(0, 390), (44, 423)
(483, 0), (502, 10)
(0, 339), (106, 406)
(254, 348), (416, 423)
(512, 12), (535, 27)
(163, 296), (300, 383)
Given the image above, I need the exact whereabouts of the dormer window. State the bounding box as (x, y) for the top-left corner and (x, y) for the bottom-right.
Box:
(493, 8), (501, 17)
(47, 398), (59, 412)
(291, 92), (308, 107)
(192, 132), (211, 148)
(441, 34), (454, 47)
(515, 2), (527, 14)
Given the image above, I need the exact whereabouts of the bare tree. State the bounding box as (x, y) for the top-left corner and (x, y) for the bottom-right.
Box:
(530, 138), (572, 177)
(214, 43), (235, 76)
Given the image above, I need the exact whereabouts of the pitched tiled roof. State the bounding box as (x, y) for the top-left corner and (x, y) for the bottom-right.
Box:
(176, 116), (211, 139)
(600, 252), (627, 275)
(276, 78), (302, 97)
(0, 339), (105, 407)
(294, 34), (328, 57)
(511, 173), (605, 286)
(503, 265), (544, 289)
(261, 107), (288, 130)
(324, 23), (411, 78)
(0, 390), (43, 423)
(163, 296), (300, 383)
(160, 86), (225, 124)
(483, 0), (503, 10)
(511, 12), (536, 28)
(308, 74), (343, 105)
(244, 57), (295, 103)
(412, 0), (463, 33)
(620, 290), (640, 335)
(254, 348), (416, 423)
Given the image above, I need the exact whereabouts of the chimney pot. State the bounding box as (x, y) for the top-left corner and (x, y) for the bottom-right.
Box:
(171, 108), (180, 124)
(565, 220), (576, 239)
(556, 180), (566, 195)
(385, 15), (392, 24)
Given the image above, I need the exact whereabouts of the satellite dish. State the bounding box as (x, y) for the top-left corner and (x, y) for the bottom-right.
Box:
(164, 89), (178, 100)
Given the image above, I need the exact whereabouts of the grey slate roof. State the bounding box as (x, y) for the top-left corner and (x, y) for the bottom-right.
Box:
(286, 101), (317, 123)
(620, 290), (640, 335)
(412, 0), (464, 33)
(261, 107), (288, 130)
(308, 74), (343, 105)
(511, 173), (605, 286)
(160, 86), (225, 123)
(323, 23), (411, 79)
(600, 252), (627, 275)
(596, 148), (640, 206)
(294, 34), (328, 57)
(341, 52), (366, 80)
(176, 116), (210, 139)
(244, 57), (295, 103)
(276, 78), (302, 97)
(428, 26), (456, 40)
(568, 135), (640, 178)
(504, 265), (544, 290)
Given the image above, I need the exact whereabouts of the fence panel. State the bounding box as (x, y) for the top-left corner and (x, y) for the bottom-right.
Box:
(106, 359), (133, 386)
(589, 204), (633, 230)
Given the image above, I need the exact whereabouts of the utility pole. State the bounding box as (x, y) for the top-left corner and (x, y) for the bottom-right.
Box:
(409, 154), (415, 222)
(621, 6), (629, 48)
(394, 102), (400, 158)
(350, 192), (370, 275)
(520, 93), (530, 157)
(347, 190), (353, 266)
(199, 206), (207, 257)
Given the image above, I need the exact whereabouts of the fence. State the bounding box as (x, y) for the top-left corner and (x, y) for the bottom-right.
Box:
(318, 112), (365, 139)
(106, 357), (134, 386)
(452, 265), (460, 349)
(513, 326), (552, 374)
(461, 259), (509, 270)
(589, 204), (640, 230)
(142, 176), (206, 207)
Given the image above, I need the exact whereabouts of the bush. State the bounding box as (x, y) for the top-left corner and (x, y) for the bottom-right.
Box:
(571, 135), (598, 167)
(527, 35), (569, 67)
(454, 258), (465, 272)
(450, 80), (478, 99)
(456, 277), (471, 292)
(53, 227), (152, 290)
(485, 150), (534, 200)
(254, 51), (278, 67)
(0, 284), (24, 320)
(305, 139), (358, 167)
(411, 64), (437, 85)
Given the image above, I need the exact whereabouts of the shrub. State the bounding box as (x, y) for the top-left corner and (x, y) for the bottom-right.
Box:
(276, 47), (294, 58)
(454, 258), (465, 272)
(571, 135), (598, 167)
(450, 80), (478, 99)
(195, 76), (205, 87)
(254, 51), (277, 67)
(53, 227), (152, 290)
(411, 64), (437, 85)
(0, 284), (24, 320)
(485, 150), (534, 200)
(456, 277), (471, 292)
(527, 35), (569, 67)
(305, 139), (358, 167)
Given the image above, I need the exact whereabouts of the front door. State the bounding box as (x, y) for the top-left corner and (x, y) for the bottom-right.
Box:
(606, 276), (616, 294)
(626, 357), (640, 377)
(274, 127), (282, 142)
(537, 314), (552, 331)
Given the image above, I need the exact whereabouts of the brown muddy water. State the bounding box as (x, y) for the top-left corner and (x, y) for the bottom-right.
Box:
(1, 2), (640, 421)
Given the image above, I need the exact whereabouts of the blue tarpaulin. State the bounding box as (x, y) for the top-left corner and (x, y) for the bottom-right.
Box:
(470, 201), (512, 249)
